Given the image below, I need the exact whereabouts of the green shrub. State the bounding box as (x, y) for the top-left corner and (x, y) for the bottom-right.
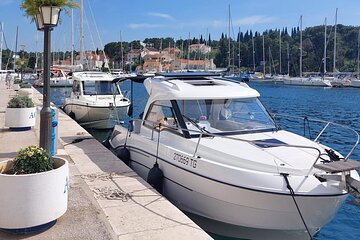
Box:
(7, 96), (34, 108)
(14, 77), (22, 84)
(10, 145), (53, 174)
(20, 82), (32, 88)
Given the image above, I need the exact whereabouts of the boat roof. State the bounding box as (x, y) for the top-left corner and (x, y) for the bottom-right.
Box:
(144, 75), (260, 101)
(72, 71), (114, 82)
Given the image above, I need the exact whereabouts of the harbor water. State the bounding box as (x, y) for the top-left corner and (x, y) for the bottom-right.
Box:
(43, 81), (360, 240)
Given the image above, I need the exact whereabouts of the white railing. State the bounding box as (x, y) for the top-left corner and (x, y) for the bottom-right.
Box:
(272, 113), (359, 160)
(132, 119), (324, 176)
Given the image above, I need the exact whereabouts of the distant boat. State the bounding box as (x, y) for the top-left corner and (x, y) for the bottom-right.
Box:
(351, 79), (360, 88)
(63, 71), (130, 129)
(33, 67), (72, 87)
(283, 16), (331, 87)
(283, 76), (332, 87)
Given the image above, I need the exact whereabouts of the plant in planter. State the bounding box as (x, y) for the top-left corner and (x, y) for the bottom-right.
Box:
(18, 82), (34, 98)
(10, 145), (53, 174)
(0, 145), (69, 233)
(13, 77), (22, 91)
(5, 96), (36, 130)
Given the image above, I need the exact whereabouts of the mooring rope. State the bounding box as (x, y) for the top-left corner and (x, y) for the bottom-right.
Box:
(281, 173), (313, 240)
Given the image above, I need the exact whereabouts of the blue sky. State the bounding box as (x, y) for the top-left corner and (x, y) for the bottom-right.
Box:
(1, 0), (360, 52)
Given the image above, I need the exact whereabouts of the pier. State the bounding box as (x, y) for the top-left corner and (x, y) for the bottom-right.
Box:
(0, 80), (211, 240)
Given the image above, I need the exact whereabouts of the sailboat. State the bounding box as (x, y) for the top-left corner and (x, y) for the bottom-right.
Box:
(329, 9), (351, 87)
(351, 29), (360, 88)
(283, 16), (331, 87)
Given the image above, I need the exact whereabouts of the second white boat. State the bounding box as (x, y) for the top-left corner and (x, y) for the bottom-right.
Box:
(63, 71), (130, 129)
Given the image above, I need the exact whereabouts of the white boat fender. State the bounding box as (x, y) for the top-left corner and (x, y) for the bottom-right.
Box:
(147, 162), (163, 194)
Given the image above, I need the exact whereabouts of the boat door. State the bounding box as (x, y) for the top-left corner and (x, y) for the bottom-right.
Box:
(71, 80), (82, 99)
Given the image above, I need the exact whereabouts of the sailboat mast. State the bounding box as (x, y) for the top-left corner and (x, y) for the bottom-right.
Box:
(287, 43), (290, 75)
(120, 30), (123, 71)
(252, 35), (255, 71)
(71, 9), (74, 66)
(35, 32), (38, 70)
(268, 46), (271, 74)
(228, 5), (231, 70)
(279, 30), (282, 74)
(300, 15), (303, 78)
(187, 32), (190, 71)
(238, 27), (241, 72)
(262, 35), (265, 76)
(333, 8), (338, 72)
(80, 0), (84, 64)
(357, 29), (360, 76)
(0, 22), (3, 71)
(324, 18), (327, 74)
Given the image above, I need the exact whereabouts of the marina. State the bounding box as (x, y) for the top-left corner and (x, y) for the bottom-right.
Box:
(0, 78), (211, 240)
(1, 0), (360, 239)
(36, 75), (360, 240)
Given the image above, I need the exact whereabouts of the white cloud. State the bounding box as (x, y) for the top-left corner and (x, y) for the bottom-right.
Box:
(148, 12), (174, 20)
(177, 15), (276, 29)
(128, 23), (164, 29)
(233, 15), (276, 26)
(0, 0), (14, 6)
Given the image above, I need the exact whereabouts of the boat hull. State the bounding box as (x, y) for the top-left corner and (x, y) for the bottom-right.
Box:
(351, 79), (360, 88)
(63, 103), (129, 129)
(110, 128), (348, 238)
(283, 77), (331, 87)
(128, 148), (346, 232)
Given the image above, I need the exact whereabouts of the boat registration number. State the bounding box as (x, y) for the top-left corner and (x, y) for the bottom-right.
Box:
(173, 153), (197, 168)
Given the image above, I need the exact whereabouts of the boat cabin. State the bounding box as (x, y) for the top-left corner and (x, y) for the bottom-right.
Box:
(71, 71), (122, 98)
(140, 74), (278, 138)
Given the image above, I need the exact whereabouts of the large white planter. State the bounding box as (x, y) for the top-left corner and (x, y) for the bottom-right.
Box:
(0, 157), (69, 229)
(5, 107), (36, 129)
(13, 84), (20, 91)
(18, 88), (34, 98)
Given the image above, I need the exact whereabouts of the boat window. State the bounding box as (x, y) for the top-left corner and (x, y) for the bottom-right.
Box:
(176, 98), (277, 135)
(83, 81), (120, 95)
(72, 81), (81, 93)
(144, 100), (179, 130)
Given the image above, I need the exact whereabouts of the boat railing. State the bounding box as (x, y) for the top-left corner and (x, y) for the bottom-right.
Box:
(136, 119), (324, 175)
(271, 113), (359, 160)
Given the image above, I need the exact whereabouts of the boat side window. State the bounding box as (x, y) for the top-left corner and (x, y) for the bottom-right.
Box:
(144, 100), (179, 131)
(72, 81), (81, 94)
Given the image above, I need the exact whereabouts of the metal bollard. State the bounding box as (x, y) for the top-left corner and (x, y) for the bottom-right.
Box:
(51, 108), (58, 156)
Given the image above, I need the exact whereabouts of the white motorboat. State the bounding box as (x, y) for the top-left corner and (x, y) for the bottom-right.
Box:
(351, 79), (360, 88)
(108, 73), (360, 239)
(34, 67), (73, 87)
(283, 76), (332, 87)
(63, 71), (130, 129)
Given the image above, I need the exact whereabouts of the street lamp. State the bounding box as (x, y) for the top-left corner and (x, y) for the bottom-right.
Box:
(35, 6), (61, 154)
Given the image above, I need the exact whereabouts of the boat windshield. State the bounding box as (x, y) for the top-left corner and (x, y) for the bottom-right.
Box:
(83, 81), (120, 95)
(176, 98), (277, 135)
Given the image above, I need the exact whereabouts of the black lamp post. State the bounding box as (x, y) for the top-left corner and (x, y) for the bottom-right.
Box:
(35, 6), (61, 154)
